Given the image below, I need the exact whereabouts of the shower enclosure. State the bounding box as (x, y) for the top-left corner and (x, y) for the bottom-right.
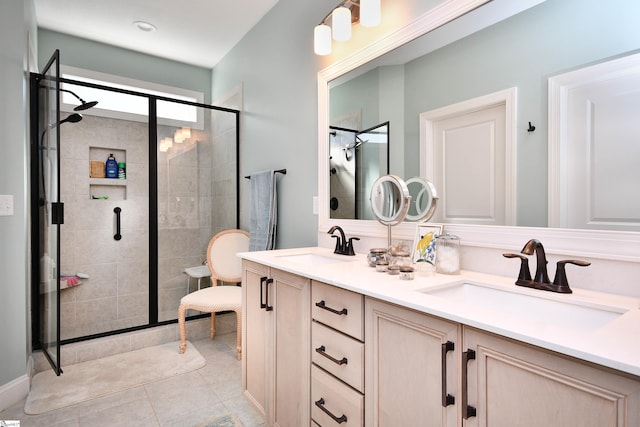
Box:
(30, 51), (239, 374)
(329, 122), (389, 220)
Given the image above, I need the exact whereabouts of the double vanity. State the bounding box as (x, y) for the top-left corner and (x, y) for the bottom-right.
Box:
(240, 246), (640, 426)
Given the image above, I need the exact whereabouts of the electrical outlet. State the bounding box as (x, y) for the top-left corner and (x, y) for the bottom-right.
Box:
(0, 194), (14, 216)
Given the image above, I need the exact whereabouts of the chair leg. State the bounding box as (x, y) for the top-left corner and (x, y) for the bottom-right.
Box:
(178, 304), (187, 354)
(235, 309), (242, 360)
(210, 312), (216, 340)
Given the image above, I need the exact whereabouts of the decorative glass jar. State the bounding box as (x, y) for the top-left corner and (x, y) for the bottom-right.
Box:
(367, 248), (388, 267)
(435, 234), (460, 274)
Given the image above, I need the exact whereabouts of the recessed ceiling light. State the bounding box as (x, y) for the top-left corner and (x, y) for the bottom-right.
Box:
(133, 21), (157, 32)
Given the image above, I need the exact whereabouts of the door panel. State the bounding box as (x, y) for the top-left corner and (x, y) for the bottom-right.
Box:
(555, 61), (640, 230)
(34, 49), (62, 375)
(432, 104), (506, 225)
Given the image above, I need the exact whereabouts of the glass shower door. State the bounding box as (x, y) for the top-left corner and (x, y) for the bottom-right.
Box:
(33, 49), (63, 375)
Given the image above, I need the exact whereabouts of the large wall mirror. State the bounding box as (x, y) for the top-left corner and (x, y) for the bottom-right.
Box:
(318, 0), (640, 259)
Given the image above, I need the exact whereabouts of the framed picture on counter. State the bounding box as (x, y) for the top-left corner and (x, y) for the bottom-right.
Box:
(412, 224), (443, 266)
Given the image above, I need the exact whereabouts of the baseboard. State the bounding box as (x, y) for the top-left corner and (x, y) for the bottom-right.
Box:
(0, 374), (30, 412)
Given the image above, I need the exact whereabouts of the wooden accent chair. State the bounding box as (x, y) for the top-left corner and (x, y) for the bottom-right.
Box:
(178, 229), (249, 359)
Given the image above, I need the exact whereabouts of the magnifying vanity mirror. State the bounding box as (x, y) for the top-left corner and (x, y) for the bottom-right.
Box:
(405, 177), (438, 222)
(370, 175), (410, 226)
(370, 174), (410, 248)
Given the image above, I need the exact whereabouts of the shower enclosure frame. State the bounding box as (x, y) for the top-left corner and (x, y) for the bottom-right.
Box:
(30, 69), (241, 373)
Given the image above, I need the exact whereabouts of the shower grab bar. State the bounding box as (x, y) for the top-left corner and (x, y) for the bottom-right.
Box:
(114, 207), (122, 241)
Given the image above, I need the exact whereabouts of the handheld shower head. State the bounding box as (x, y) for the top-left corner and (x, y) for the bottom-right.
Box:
(58, 113), (83, 125)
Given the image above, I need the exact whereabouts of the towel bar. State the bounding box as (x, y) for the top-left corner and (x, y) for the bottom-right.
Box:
(244, 168), (286, 179)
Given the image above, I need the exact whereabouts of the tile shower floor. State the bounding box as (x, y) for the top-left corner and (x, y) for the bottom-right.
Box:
(0, 333), (265, 427)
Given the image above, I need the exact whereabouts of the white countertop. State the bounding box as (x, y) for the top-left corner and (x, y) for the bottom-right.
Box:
(240, 246), (640, 377)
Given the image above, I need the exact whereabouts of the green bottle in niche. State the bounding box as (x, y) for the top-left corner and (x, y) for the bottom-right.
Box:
(105, 154), (118, 178)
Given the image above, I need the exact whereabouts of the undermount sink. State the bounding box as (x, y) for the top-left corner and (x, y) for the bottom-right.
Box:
(274, 252), (355, 266)
(418, 282), (629, 332)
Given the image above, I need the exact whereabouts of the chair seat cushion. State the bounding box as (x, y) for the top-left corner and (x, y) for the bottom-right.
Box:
(180, 285), (241, 310)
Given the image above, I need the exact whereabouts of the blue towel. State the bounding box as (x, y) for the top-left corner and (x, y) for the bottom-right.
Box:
(249, 170), (278, 251)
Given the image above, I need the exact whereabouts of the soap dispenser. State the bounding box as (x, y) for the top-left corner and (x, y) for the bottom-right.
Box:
(105, 154), (118, 178)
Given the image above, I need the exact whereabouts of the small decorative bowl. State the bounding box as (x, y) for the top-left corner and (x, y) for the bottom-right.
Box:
(375, 260), (389, 272)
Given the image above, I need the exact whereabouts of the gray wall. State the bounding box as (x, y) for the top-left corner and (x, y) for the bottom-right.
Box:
(210, 0), (329, 249)
(38, 29), (213, 104)
(0, 0), (36, 392)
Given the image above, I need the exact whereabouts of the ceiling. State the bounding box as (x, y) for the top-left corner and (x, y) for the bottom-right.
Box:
(33, 0), (281, 69)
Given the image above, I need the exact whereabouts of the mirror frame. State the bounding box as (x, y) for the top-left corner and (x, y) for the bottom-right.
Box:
(318, 0), (640, 262)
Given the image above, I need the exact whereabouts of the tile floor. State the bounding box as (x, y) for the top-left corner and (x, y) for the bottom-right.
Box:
(0, 332), (265, 427)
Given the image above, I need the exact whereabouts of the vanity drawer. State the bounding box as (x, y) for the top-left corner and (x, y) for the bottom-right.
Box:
(312, 321), (364, 392)
(312, 280), (364, 340)
(312, 365), (363, 427)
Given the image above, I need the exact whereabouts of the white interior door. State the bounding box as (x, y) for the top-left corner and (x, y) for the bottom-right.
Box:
(549, 53), (640, 231)
(421, 88), (516, 226)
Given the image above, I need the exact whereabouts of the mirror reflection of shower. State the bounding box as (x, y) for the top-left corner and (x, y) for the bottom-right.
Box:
(329, 122), (389, 220)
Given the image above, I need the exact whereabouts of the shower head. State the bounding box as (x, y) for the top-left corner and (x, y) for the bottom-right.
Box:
(59, 88), (99, 111)
(59, 113), (83, 125)
(74, 100), (99, 111)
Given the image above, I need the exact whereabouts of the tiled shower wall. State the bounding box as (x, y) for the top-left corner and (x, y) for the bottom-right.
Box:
(59, 110), (237, 339)
(60, 115), (150, 340)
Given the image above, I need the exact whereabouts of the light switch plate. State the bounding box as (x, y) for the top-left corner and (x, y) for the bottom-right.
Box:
(312, 196), (318, 215)
(0, 194), (14, 216)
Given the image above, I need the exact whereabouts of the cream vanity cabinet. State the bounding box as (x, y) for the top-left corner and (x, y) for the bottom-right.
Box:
(463, 327), (640, 427)
(366, 297), (640, 427)
(311, 281), (365, 426)
(365, 297), (460, 427)
(242, 260), (310, 427)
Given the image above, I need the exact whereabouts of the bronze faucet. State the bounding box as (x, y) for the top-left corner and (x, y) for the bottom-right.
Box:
(503, 239), (590, 294)
(328, 226), (359, 256)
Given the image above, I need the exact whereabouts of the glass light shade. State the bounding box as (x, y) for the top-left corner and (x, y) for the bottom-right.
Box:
(160, 137), (173, 152)
(332, 6), (352, 41)
(174, 129), (185, 143)
(360, 0), (381, 27)
(314, 24), (332, 55)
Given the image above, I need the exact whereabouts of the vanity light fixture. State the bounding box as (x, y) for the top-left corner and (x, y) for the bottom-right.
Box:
(314, 0), (381, 55)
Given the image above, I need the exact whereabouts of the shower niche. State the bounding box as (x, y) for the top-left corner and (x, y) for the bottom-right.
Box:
(89, 146), (127, 201)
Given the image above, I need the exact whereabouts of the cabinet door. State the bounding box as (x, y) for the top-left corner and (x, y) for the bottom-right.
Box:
(365, 297), (460, 427)
(242, 260), (269, 417)
(270, 268), (311, 427)
(464, 327), (640, 427)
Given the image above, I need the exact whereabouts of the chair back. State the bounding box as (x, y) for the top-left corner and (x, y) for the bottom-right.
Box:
(207, 229), (250, 283)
